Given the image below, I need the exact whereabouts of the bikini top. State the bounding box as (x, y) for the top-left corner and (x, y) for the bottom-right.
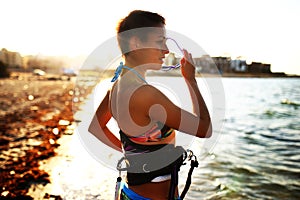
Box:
(120, 122), (175, 153)
(125, 121), (174, 142)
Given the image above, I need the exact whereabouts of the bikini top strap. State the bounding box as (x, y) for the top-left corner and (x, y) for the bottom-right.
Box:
(111, 62), (148, 84)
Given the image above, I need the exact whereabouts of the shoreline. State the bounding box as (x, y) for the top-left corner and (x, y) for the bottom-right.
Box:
(147, 70), (300, 78)
(219, 72), (300, 78)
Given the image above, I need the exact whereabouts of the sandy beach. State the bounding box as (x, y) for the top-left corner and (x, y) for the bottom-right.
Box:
(0, 72), (94, 199)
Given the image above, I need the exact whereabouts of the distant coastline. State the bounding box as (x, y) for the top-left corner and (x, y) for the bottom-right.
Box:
(1, 48), (299, 79)
(217, 72), (300, 78)
(147, 70), (300, 78)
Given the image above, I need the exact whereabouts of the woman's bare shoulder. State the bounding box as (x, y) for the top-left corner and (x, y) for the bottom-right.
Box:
(129, 84), (175, 114)
(132, 84), (167, 101)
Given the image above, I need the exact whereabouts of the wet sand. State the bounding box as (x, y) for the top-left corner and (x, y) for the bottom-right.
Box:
(0, 73), (93, 199)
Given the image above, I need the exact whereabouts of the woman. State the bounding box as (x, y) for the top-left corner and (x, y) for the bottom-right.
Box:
(89, 10), (212, 199)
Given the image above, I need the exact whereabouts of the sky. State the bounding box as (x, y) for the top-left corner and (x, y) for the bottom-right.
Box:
(1, 0), (300, 75)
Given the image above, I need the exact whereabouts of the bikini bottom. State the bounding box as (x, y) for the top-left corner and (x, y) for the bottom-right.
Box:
(119, 182), (181, 200)
(120, 183), (151, 200)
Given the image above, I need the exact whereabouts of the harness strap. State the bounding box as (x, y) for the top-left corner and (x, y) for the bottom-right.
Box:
(170, 151), (199, 200)
(168, 162), (181, 200)
(180, 159), (199, 199)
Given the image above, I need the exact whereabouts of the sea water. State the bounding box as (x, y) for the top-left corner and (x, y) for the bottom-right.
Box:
(185, 78), (300, 200)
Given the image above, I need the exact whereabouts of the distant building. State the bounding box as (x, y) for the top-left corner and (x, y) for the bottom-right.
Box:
(212, 56), (231, 73)
(194, 55), (217, 73)
(262, 63), (271, 73)
(230, 59), (247, 72)
(248, 62), (271, 74)
(0, 48), (23, 69)
(24, 55), (64, 74)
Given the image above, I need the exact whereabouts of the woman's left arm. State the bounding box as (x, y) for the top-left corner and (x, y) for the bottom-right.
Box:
(88, 90), (122, 152)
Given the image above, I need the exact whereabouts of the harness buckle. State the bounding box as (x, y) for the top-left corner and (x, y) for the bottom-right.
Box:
(117, 157), (129, 172)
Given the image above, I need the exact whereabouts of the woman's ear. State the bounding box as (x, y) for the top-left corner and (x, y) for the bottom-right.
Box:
(128, 36), (141, 52)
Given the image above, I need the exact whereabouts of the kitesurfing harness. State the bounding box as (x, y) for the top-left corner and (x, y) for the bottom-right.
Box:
(115, 130), (199, 200)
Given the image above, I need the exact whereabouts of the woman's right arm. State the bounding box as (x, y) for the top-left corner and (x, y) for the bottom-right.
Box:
(131, 49), (212, 138)
(180, 49), (212, 137)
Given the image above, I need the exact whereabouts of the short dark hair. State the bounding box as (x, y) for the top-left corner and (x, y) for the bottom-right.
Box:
(116, 10), (166, 55)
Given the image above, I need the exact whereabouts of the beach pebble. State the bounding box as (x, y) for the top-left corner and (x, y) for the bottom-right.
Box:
(58, 119), (70, 126)
(30, 106), (39, 111)
(52, 128), (59, 135)
(49, 139), (55, 145)
(28, 95), (34, 100)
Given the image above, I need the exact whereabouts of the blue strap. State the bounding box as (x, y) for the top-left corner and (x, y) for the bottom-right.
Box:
(111, 62), (147, 84)
(111, 62), (124, 82)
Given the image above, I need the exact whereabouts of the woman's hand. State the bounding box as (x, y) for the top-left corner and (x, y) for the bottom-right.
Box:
(180, 49), (196, 80)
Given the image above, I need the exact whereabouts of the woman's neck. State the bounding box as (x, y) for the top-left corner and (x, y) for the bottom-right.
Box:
(123, 59), (147, 78)
(118, 59), (147, 84)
